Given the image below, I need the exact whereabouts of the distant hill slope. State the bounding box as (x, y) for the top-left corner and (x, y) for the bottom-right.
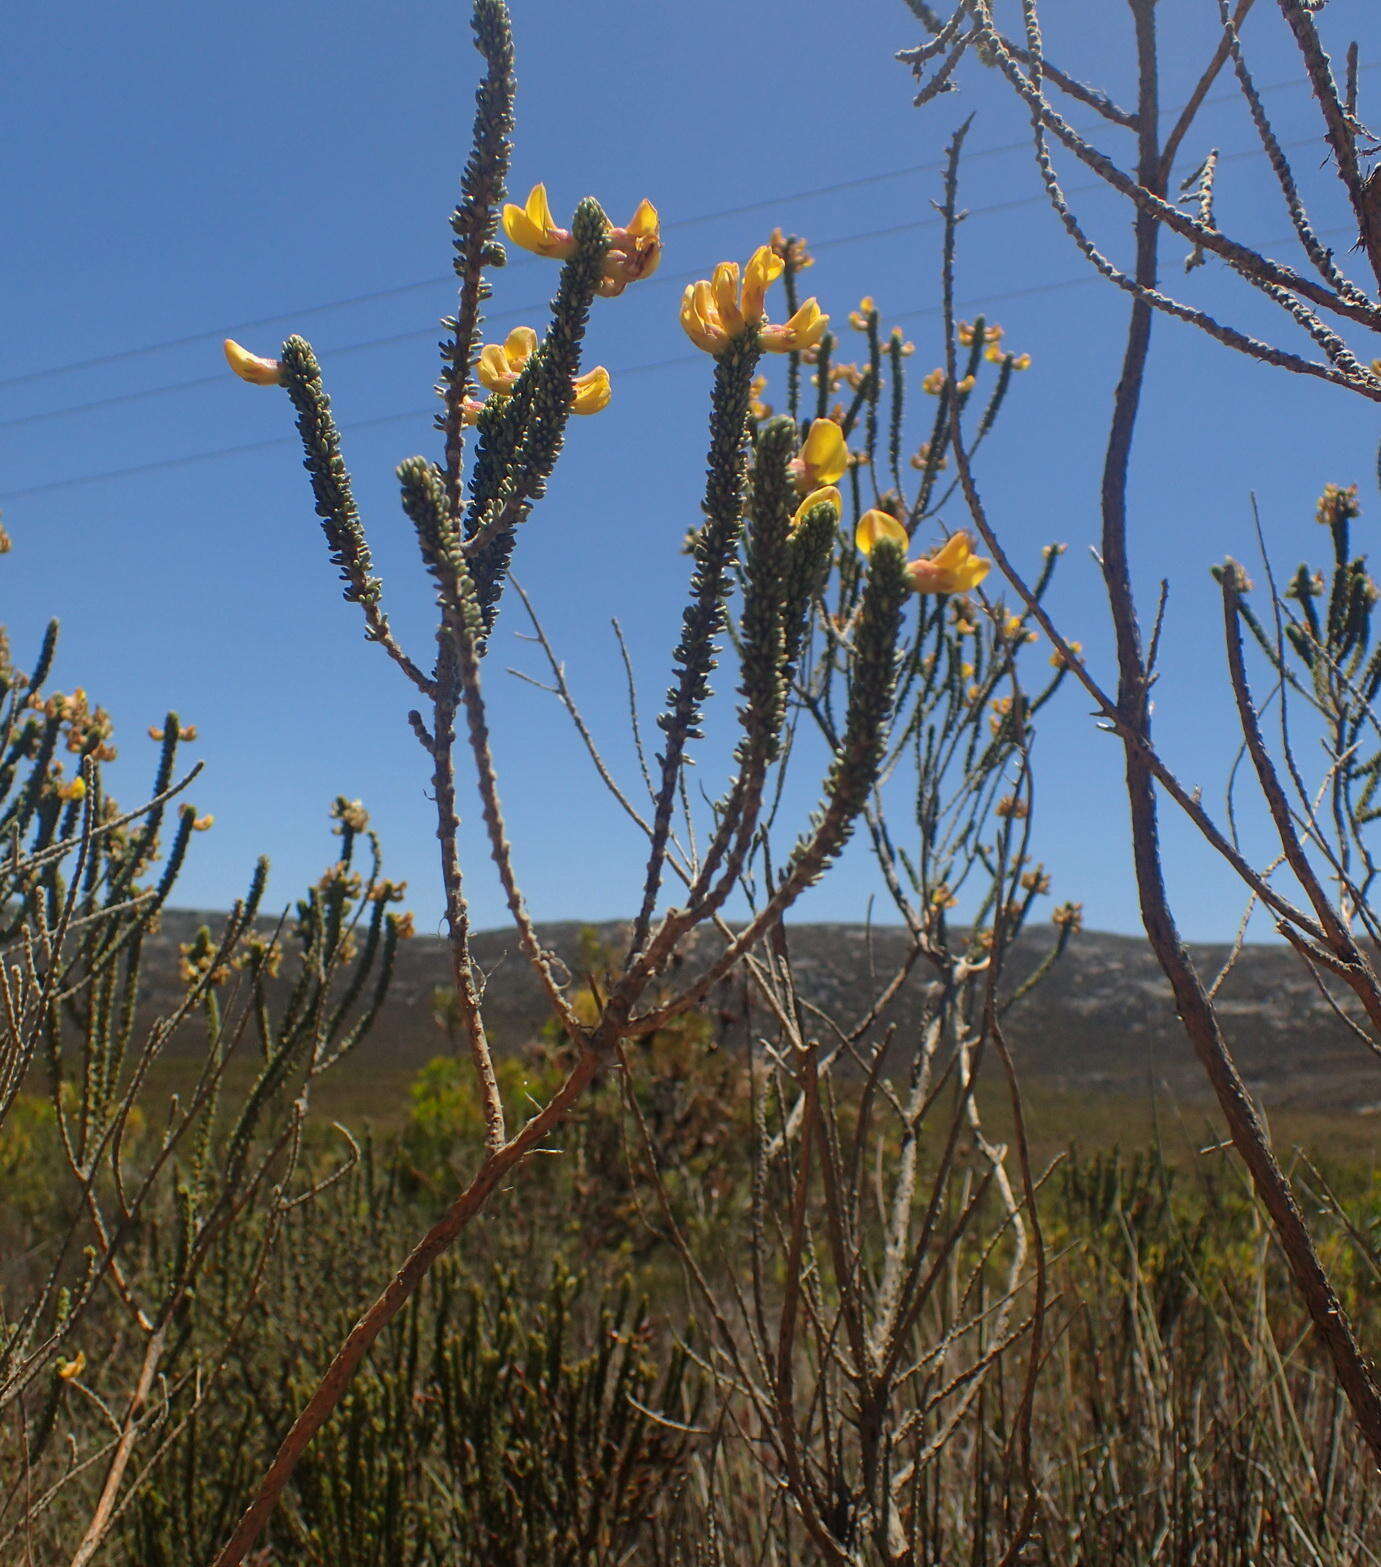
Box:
(137, 911), (1381, 1116)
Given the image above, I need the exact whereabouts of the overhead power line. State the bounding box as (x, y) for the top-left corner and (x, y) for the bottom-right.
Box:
(0, 126), (1352, 439)
(0, 213), (1358, 508)
(0, 55), (1370, 396)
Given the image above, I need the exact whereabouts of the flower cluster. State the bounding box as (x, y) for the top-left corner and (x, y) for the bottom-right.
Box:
(1316, 481), (1361, 528)
(501, 184), (661, 298)
(462, 325), (611, 425)
(29, 686), (116, 762)
(854, 515), (991, 597)
(680, 246), (828, 357)
(958, 319), (1031, 370)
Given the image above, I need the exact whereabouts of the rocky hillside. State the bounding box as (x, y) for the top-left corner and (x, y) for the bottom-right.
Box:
(138, 911), (1381, 1116)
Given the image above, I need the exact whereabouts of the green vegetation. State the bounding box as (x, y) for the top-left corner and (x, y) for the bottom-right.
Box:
(7, 0), (1381, 1559)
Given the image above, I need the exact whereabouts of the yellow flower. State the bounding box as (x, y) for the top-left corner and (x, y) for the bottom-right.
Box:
(788, 418), (848, 491)
(501, 183), (577, 260)
(477, 326), (539, 393)
(848, 295), (876, 331)
(1011, 353), (1031, 371)
(473, 327), (609, 416)
(903, 531), (991, 595)
(1050, 640), (1082, 669)
(855, 509), (908, 556)
(570, 365), (612, 414)
(57, 1351), (86, 1381)
(921, 368), (945, 395)
(790, 486), (842, 531)
(749, 375), (773, 421)
(600, 198), (662, 297)
(759, 297), (829, 355)
(192, 814), (215, 832)
(501, 185), (660, 297)
(459, 397), (486, 427)
(956, 373), (976, 394)
(223, 338), (282, 386)
(57, 776), (86, 803)
(680, 245), (790, 354)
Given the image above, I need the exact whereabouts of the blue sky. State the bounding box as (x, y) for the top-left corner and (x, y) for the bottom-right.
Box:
(1, 0), (1376, 940)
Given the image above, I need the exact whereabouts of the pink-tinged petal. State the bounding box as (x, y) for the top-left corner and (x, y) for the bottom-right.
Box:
(571, 365), (612, 414)
(223, 338), (282, 386)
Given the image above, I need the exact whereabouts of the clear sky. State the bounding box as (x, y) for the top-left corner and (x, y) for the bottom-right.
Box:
(1, 0), (1376, 941)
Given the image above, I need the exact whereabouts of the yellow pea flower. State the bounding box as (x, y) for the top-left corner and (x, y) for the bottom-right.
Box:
(57, 1351), (86, 1381)
(570, 365), (612, 415)
(855, 509), (909, 556)
(501, 183), (577, 260)
(477, 326), (539, 393)
(789, 418), (848, 491)
(472, 326), (610, 417)
(223, 338), (282, 386)
(680, 246), (826, 357)
(921, 368), (945, 395)
(600, 198), (662, 297)
(759, 297), (829, 355)
(502, 185), (661, 297)
(790, 486), (842, 531)
(903, 531), (991, 595)
(57, 776), (86, 803)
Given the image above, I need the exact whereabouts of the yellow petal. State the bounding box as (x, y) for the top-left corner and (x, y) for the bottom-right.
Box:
(501, 185), (575, 258)
(503, 326), (538, 369)
(571, 365), (611, 414)
(801, 418), (847, 486)
(710, 262), (743, 335)
(625, 197), (659, 241)
(680, 283), (723, 355)
(740, 245), (784, 322)
(855, 509), (909, 556)
(477, 343), (513, 392)
(525, 182), (554, 230)
(502, 203), (546, 254)
(929, 532), (970, 570)
(760, 298), (829, 354)
(790, 486), (842, 531)
(223, 338), (282, 386)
